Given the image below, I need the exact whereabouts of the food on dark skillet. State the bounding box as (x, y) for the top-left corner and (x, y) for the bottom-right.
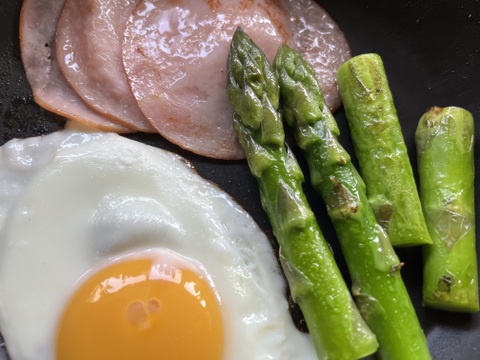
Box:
(0, 130), (317, 359)
(55, 0), (156, 132)
(18, 0), (132, 133)
(274, 44), (431, 359)
(2, 0), (478, 359)
(337, 54), (432, 248)
(416, 106), (479, 313)
(226, 28), (378, 360)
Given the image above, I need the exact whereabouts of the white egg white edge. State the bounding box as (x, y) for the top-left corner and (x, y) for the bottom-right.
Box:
(0, 130), (316, 360)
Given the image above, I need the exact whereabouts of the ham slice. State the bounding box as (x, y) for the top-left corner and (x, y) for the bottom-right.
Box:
(122, 0), (290, 159)
(122, 0), (350, 160)
(21, 0), (350, 159)
(19, 0), (132, 133)
(55, 0), (156, 133)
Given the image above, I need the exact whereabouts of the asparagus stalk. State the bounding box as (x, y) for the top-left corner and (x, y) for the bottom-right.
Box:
(416, 106), (479, 313)
(336, 54), (431, 247)
(274, 44), (431, 360)
(227, 28), (378, 360)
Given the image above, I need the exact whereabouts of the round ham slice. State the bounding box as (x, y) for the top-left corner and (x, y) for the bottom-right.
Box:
(123, 0), (291, 160)
(55, 0), (156, 133)
(19, 0), (132, 133)
(123, 0), (350, 160)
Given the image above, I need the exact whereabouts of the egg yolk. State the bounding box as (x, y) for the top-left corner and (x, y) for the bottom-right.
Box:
(56, 257), (224, 360)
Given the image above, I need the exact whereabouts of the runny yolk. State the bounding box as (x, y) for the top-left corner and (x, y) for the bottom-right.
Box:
(56, 257), (224, 360)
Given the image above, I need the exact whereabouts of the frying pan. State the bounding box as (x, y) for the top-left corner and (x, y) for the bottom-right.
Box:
(0, 0), (479, 359)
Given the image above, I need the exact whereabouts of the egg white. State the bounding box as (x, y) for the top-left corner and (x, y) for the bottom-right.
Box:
(0, 131), (315, 360)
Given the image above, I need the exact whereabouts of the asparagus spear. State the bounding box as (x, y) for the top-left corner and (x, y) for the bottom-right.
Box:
(274, 44), (431, 360)
(416, 106), (479, 313)
(227, 28), (378, 360)
(336, 54), (431, 247)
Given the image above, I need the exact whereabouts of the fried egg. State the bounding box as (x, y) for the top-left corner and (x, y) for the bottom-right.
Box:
(0, 131), (316, 360)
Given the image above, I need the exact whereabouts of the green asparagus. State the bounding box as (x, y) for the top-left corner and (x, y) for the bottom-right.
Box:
(336, 54), (431, 247)
(416, 106), (479, 313)
(274, 44), (431, 360)
(227, 28), (378, 360)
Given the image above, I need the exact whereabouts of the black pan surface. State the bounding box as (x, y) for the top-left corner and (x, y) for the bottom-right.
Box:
(1, 0), (479, 359)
